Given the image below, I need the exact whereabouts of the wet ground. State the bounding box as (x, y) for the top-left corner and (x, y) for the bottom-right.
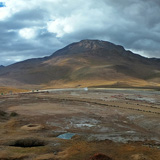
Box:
(0, 88), (160, 160)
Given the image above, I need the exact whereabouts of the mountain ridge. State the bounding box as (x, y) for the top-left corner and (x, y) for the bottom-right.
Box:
(2, 39), (160, 67)
(0, 39), (160, 89)
(51, 39), (126, 57)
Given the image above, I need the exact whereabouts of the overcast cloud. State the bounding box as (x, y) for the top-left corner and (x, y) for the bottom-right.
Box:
(0, 0), (160, 65)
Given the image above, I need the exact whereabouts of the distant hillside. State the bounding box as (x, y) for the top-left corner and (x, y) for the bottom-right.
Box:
(0, 65), (4, 70)
(0, 40), (160, 89)
(0, 86), (28, 94)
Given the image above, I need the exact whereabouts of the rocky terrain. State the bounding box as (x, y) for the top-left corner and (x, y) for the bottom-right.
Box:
(0, 88), (160, 160)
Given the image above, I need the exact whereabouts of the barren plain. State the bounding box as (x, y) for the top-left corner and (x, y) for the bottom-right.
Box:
(0, 88), (160, 160)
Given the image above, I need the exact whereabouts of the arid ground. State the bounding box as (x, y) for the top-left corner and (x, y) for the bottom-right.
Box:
(0, 88), (160, 160)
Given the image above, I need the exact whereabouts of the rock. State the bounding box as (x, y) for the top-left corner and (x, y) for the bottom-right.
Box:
(89, 153), (113, 160)
(21, 124), (44, 131)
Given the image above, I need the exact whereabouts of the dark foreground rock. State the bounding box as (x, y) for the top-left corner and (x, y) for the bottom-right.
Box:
(89, 153), (113, 160)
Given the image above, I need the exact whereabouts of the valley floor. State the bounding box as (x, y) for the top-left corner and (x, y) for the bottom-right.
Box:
(0, 88), (160, 160)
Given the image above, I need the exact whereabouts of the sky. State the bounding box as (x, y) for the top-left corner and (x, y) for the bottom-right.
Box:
(0, 0), (160, 66)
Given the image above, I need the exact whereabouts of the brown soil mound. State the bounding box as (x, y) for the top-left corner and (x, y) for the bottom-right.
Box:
(21, 124), (44, 131)
(89, 153), (113, 160)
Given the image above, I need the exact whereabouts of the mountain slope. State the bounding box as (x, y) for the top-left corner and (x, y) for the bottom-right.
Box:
(0, 40), (160, 89)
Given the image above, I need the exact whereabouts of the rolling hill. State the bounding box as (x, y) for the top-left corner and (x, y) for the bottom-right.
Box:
(0, 39), (160, 89)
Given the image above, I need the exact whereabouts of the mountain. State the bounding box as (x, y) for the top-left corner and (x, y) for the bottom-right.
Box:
(0, 39), (160, 89)
(0, 65), (4, 69)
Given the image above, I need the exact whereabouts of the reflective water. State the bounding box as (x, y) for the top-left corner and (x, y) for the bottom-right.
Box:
(57, 133), (76, 139)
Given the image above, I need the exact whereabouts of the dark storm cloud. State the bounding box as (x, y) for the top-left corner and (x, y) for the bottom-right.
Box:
(0, 8), (47, 30)
(12, 9), (46, 21)
(0, 0), (160, 65)
(0, 5), (63, 65)
(101, 0), (160, 53)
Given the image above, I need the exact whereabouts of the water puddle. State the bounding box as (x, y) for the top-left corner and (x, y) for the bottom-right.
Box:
(57, 133), (76, 140)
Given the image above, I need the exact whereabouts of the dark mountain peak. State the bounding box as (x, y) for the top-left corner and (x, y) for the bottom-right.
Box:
(79, 39), (125, 51)
(0, 65), (5, 71)
(78, 39), (111, 49)
(52, 39), (125, 57)
(0, 65), (4, 69)
(79, 39), (114, 46)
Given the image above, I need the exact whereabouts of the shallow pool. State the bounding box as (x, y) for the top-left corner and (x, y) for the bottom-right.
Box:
(57, 133), (76, 140)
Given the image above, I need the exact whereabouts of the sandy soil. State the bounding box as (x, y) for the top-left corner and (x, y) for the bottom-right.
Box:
(0, 88), (160, 160)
